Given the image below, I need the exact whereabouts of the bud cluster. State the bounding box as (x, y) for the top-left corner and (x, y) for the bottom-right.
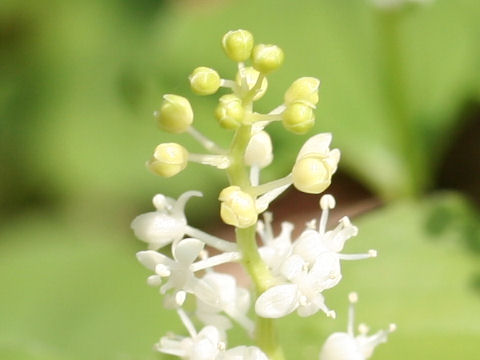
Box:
(131, 29), (394, 360)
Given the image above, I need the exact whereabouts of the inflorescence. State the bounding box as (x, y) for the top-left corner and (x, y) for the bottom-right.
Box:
(131, 29), (395, 360)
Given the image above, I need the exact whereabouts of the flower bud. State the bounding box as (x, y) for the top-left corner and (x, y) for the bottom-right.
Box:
(147, 143), (188, 177)
(155, 94), (193, 133)
(282, 102), (315, 134)
(219, 186), (258, 228)
(244, 131), (273, 168)
(284, 77), (320, 108)
(215, 94), (245, 129)
(251, 44), (284, 74)
(236, 67), (268, 101)
(292, 133), (340, 194)
(222, 29), (254, 62)
(189, 67), (221, 95)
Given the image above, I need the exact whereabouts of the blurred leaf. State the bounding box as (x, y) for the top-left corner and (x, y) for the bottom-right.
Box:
(157, 0), (480, 199)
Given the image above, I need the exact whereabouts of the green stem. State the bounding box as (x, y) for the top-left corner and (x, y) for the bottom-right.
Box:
(375, 9), (428, 197)
(226, 123), (285, 360)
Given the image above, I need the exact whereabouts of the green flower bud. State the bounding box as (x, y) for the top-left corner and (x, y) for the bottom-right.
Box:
(222, 29), (254, 62)
(155, 94), (193, 133)
(251, 44), (284, 74)
(215, 94), (245, 129)
(219, 186), (258, 228)
(189, 67), (221, 95)
(236, 67), (268, 101)
(147, 143), (188, 178)
(284, 77), (320, 108)
(282, 102), (315, 134)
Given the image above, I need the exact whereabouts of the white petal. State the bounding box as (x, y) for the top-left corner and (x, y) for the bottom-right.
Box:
(173, 238), (205, 264)
(296, 133), (332, 161)
(309, 252), (342, 291)
(131, 212), (186, 248)
(255, 284), (300, 318)
(319, 333), (363, 360)
(136, 250), (172, 271)
(280, 254), (306, 281)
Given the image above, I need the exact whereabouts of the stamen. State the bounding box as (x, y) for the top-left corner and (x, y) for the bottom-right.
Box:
(318, 195), (336, 234)
(338, 252), (377, 260)
(177, 308), (197, 338)
(348, 292), (358, 336)
(175, 290), (186, 306)
(185, 225), (237, 252)
(155, 264), (171, 277)
(190, 252), (242, 272)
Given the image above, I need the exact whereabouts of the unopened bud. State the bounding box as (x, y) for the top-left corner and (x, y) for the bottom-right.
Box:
(219, 186), (258, 228)
(189, 67), (221, 95)
(222, 29), (254, 62)
(244, 131), (273, 168)
(292, 134), (340, 194)
(147, 143), (188, 177)
(215, 94), (245, 129)
(282, 103), (315, 134)
(252, 44), (284, 74)
(284, 77), (320, 108)
(155, 94), (193, 133)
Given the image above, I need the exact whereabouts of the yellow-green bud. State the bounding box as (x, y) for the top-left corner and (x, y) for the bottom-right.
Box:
(282, 102), (315, 134)
(215, 94), (245, 129)
(219, 186), (258, 228)
(284, 77), (320, 108)
(155, 94), (193, 133)
(251, 44), (284, 74)
(236, 67), (268, 101)
(292, 133), (340, 194)
(147, 143), (188, 178)
(222, 29), (254, 62)
(189, 67), (221, 95)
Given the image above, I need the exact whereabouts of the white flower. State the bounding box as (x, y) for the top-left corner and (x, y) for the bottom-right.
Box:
(254, 258), (336, 319)
(319, 292), (396, 360)
(137, 238), (241, 307)
(157, 309), (267, 360)
(156, 309), (225, 359)
(132, 191), (237, 252)
(257, 212), (295, 277)
(131, 191), (201, 250)
(196, 272), (253, 335)
(218, 346), (269, 360)
(255, 195), (376, 319)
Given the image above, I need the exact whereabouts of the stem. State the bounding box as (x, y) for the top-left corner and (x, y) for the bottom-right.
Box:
(375, 9), (428, 197)
(227, 121), (285, 359)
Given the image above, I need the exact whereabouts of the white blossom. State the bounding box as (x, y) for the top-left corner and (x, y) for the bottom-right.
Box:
(131, 191), (201, 250)
(196, 272), (254, 335)
(319, 292), (396, 360)
(255, 195), (376, 319)
(131, 191), (237, 252)
(157, 309), (267, 360)
(137, 238), (241, 307)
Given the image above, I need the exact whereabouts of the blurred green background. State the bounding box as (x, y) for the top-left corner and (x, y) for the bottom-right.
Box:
(1, 0), (479, 359)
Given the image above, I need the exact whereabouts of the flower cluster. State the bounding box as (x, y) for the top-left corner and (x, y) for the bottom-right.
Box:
(131, 29), (394, 360)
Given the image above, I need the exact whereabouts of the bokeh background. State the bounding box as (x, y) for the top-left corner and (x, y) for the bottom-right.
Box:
(1, 0), (479, 359)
